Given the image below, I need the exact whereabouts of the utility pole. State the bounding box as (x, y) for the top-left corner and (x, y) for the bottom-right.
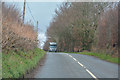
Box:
(37, 21), (38, 40)
(22, 0), (26, 25)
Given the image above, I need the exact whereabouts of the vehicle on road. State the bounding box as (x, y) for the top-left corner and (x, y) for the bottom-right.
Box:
(49, 42), (57, 52)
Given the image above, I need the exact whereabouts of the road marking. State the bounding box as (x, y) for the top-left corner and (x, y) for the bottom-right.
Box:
(66, 53), (98, 80)
(69, 54), (72, 57)
(86, 69), (98, 80)
(83, 66), (86, 69)
(73, 58), (77, 61)
(77, 61), (84, 67)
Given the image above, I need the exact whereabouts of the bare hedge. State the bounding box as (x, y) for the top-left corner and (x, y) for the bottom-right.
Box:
(2, 3), (38, 54)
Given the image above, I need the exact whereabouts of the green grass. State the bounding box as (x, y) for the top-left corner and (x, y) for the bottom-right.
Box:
(2, 48), (46, 78)
(65, 52), (120, 64)
(0, 52), (2, 79)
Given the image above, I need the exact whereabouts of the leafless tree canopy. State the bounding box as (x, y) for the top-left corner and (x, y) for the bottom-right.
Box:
(44, 2), (119, 56)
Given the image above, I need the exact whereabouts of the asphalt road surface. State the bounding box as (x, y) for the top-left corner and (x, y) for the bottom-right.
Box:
(34, 52), (119, 79)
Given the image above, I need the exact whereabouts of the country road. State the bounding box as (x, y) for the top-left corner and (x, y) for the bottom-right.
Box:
(34, 52), (119, 79)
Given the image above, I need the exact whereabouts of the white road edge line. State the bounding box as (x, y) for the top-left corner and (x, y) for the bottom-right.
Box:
(66, 53), (98, 80)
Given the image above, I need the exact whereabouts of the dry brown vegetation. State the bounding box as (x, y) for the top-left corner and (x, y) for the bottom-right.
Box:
(2, 3), (38, 53)
(96, 6), (118, 56)
(44, 2), (119, 57)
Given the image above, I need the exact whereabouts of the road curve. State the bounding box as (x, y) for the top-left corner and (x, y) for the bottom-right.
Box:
(34, 52), (119, 78)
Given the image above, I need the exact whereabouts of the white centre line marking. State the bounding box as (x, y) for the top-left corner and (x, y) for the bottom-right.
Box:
(73, 58), (77, 61)
(86, 69), (98, 80)
(77, 61), (84, 67)
(66, 53), (98, 80)
(69, 55), (73, 58)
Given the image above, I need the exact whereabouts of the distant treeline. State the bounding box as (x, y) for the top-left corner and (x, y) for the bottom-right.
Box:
(2, 3), (38, 53)
(44, 2), (119, 57)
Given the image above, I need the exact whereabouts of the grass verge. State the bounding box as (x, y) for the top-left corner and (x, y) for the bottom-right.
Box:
(2, 48), (46, 78)
(65, 52), (120, 64)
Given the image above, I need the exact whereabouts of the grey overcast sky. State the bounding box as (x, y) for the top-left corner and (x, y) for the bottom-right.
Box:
(7, 2), (63, 48)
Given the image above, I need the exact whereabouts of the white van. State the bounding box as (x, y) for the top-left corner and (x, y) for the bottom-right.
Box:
(49, 42), (57, 52)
